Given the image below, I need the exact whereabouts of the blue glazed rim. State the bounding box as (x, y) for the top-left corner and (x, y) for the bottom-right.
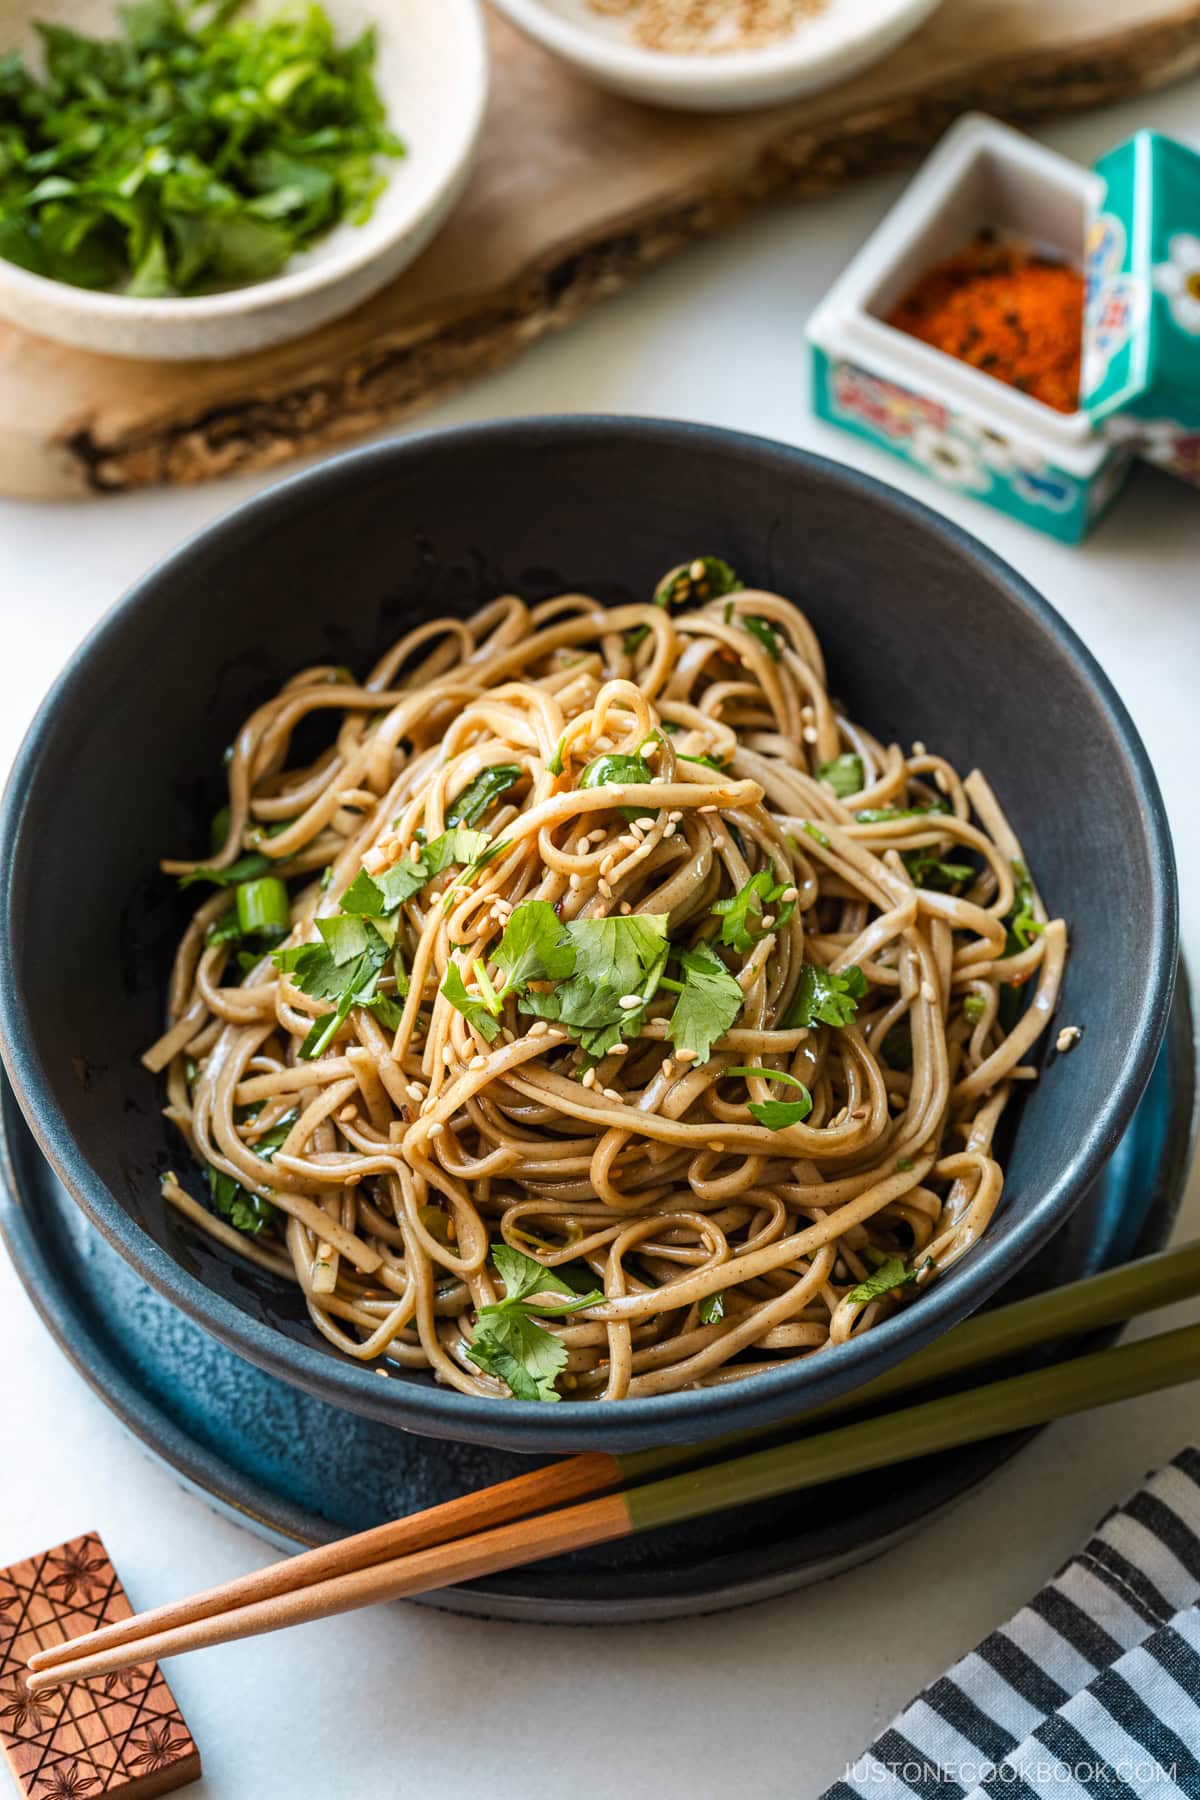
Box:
(0, 416), (1180, 1455)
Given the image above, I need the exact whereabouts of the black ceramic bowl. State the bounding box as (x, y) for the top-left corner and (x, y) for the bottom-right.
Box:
(0, 418), (1178, 1455)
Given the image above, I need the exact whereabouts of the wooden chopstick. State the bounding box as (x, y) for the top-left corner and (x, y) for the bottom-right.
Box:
(27, 1299), (1200, 1694)
(23, 1231), (1200, 1692)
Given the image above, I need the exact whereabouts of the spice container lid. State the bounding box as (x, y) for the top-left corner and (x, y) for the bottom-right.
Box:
(1081, 131), (1200, 426)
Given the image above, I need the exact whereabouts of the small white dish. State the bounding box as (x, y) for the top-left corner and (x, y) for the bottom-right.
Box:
(490, 0), (943, 113)
(0, 0), (489, 361)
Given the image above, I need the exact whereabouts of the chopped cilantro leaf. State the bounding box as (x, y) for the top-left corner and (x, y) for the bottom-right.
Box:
(902, 847), (976, 892)
(204, 1109), (296, 1237)
(741, 616), (782, 662)
(466, 1244), (602, 1401)
(493, 900), (575, 991)
(730, 1065), (813, 1127)
(446, 765), (522, 828)
(273, 916), (392, 1060)
(747, 1091), (813, 1130)
(846, 1255), (932, 1307)
(855, 802), (949, 823)
(785, 963), (868, 1030)
(654, 556), (740, 609)
(520, 914), (670, 1059)
(962, 994), (986, 1023)
(579, 752), (655, 823)
(0, 0), (403, 297)
(817, 753), (864, 798)
(1005, 858), (1045, 955)
(666, 943), (743, 1065)
(180, 850), (274, 889)
(698, 1292), (725, 1325)
(711, 868), (795, 953)
(441, 964), (501, 1042)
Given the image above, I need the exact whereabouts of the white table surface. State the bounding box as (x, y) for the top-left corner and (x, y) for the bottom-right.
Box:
(3, 82), (1200, 1800)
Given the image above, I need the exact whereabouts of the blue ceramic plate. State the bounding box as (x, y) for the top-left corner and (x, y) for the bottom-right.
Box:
(1, 976), (1193, 1624)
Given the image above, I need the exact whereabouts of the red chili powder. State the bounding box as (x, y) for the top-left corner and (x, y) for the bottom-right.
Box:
(889, 236), (1084, 414)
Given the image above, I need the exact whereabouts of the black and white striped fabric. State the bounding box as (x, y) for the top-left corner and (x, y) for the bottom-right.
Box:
(824, 1448), (1200, 1799)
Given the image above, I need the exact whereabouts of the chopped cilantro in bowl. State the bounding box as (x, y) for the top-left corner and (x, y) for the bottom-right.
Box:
(0, 0), (404, 297)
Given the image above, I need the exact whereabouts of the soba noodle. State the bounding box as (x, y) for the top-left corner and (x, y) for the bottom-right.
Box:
(147, 562), (1067, 1402)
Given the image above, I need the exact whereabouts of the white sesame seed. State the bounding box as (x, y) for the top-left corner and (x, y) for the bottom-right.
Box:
(468, 1054), (487, 1071)
(598, 879), (613, 898)
(780, 886), (799, 903)
(581, 1068), (596, 1089)
(707, 1140), (725, 1154)
(604, 1087), (622, 1102)
(628, 821), (645, 840)
(618, 994), (642, 1010)
(1056, 1024), (1083, 1055)
(676, 1047), (697, 1063)
(663, 823), (677, 839)
(661, 1059), (675, 1080)
(611, 1043), (629, 1056)
(650, 776), (666, 786)
(338, 1104), (357, 1122)
(911, 740), (927, 757)
(667, 810), (683, 824)
(442, 1045), (456, 1066)
(920, 982), (937, 1004)
(529, 1020), (550, 1037)
(802, 726), (818, 745)
(620, 901), (632, 915)
(761, 914), (775, 930)
(405, 1082), (424, 1102)
(428, 1121), (444, 1138)
(698, 804), (718, 814)
(569, 873), (582, 889)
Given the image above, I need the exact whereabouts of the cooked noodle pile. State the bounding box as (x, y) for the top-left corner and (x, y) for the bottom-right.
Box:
(147, 561), (1067, 1402)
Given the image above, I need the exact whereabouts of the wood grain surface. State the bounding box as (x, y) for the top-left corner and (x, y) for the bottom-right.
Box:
(2, 0), (1198, 500)
(0, 1532), (200, 1798)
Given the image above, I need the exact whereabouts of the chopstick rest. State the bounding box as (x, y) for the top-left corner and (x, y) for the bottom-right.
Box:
(0, 1530), (200, 1798)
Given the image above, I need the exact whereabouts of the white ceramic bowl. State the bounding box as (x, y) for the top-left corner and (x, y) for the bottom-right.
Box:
(490, 0), (942, 112)
(0, 0), (489, 360)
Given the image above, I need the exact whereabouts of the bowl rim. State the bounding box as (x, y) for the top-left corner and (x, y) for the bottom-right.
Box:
(488, 0), (943, 95)
(0, 415), (1179, 1453)
(0, 0), (489, 324)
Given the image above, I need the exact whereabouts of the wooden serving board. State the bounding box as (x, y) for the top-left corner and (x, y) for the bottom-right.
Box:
(3, 0), (1199, 500)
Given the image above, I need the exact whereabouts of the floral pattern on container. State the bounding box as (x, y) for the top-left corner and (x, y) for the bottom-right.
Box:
(1108, 412), (1200, 487)
(814, 355), (1103, 541)
(1153, 233), (1200, 336)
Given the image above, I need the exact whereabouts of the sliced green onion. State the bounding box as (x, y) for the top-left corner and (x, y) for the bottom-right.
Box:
(236, 877), (290, 940)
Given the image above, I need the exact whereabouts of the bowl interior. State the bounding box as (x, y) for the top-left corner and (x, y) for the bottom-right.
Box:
(0, 0), (484, 309)
(0, 419), (1176, 1453)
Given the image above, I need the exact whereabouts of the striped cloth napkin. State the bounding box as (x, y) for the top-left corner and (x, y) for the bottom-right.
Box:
(825, 1448), (1200, 1799)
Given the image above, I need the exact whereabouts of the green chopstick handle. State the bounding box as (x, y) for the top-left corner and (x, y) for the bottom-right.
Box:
(625, 1321), (1200, 1535)
(621, 1239), (1200, 1484)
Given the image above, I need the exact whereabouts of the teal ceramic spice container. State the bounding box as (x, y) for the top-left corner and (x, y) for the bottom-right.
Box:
(807, 114), (1199, 541)
(1083, 131), (1200, 488)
